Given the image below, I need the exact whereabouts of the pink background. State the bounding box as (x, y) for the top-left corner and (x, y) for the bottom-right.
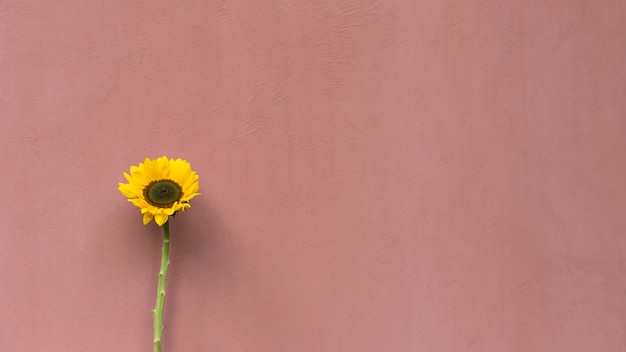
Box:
(1, 1), (625, 351)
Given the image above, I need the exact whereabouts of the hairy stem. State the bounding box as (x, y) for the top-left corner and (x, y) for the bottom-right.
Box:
(152, 221), (171, 352)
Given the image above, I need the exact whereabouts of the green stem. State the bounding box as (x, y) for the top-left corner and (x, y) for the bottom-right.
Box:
(152, 221), (171, 352)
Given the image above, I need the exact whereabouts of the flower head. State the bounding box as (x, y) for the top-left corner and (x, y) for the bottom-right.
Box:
(119, 156), (200, 226)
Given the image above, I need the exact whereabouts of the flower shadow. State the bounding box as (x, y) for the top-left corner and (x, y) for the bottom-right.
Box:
(163, 196), (237, 349)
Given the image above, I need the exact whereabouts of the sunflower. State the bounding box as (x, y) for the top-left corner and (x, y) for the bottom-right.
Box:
(118, 156), (200, 226)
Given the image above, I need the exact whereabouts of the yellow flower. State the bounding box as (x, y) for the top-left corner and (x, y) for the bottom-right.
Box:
(118, 156), (200, 226)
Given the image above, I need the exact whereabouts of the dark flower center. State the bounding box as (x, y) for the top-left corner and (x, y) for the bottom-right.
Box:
(144, 179), (183, 208)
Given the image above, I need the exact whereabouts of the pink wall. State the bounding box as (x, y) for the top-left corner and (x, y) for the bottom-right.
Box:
(1, 1), (625, 351)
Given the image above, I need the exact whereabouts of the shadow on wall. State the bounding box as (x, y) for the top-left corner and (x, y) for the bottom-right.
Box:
(89, 194), (238, 348)
(164, 196), (239, 348)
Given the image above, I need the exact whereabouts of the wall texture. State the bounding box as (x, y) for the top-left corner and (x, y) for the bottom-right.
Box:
(1, 1), (625, 351)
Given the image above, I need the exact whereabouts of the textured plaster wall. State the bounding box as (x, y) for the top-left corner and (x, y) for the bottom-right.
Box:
(1, 1), (625, 351)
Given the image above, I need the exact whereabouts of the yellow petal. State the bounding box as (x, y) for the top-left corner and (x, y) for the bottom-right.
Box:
(154, 213), (169, 226)
(155, 156), (170, 178)
(118, 183), (139, 198)
(130, 198), (149, 209)
(183, 180), (199, 197)
(129, 166), (149, 185)
(170, 158), (192, 185)
(140, 159), (157, 180)
(143, 213), (153, 225)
